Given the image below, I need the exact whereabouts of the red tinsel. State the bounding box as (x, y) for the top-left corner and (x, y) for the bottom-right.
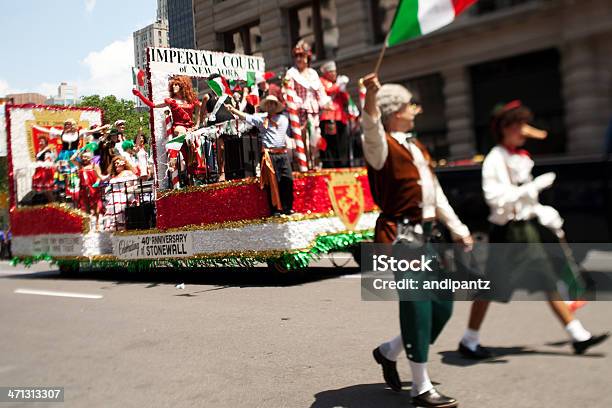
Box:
(156, 173), (376, 229)
(11, 207), (86, 236)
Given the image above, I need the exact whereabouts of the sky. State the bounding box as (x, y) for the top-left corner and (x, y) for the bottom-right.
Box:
(0, 0), (157, 100)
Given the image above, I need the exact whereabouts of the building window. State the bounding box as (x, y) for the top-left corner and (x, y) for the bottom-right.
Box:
(370, 0), (399, 44)
(402, 74), (449, 160)
(471, 0), (535, 15)
(288, 0), (338, 61)
(470, 48), (565, 156)
(223, 21), (262, 56)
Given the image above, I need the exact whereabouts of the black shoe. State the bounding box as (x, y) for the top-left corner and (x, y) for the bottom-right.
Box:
(372, 347), (402, 392)
(271, 211), (282, 217)
(573, 332), (610, 355)
(412, 388), (458, 408)
(458, 342), (493, 360)
(282, 209), (295, 215)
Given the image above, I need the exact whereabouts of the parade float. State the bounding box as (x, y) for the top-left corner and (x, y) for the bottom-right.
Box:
(6, 48), (377, 273)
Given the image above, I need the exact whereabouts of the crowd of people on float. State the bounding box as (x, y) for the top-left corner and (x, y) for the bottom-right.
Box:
(129, 39), (360, 215)
(29, 118), (153, 231)
(29, 39), (363, 227)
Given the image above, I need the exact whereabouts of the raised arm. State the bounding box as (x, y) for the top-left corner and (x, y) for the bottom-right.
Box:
(225, 104), (248, 121)
(360, 73), (388, 171)
(81, 124), (110, 137)
(132, 88), (167, 109)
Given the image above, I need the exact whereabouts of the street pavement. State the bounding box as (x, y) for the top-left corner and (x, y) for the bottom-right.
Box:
(0, 258), (611, 408)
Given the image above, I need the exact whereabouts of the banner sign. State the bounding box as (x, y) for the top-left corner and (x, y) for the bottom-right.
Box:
(147, 47), (265, 80)
(31, 235), (83, 257)
(113, 231), (194, 259)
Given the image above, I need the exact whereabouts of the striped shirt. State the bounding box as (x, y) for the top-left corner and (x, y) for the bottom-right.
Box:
(245, 113), (291, 149)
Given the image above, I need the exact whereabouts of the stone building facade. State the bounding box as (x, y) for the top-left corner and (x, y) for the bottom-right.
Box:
(192, 0), (612, 160)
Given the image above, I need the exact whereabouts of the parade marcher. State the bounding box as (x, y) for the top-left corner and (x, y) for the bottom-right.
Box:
(457, 101), (610, 359)
(72, 150), (104, 229)
(135, 132), (150, 180)
(319, 61), (350, 168)
(31, 135), (57, 202)
(132, 75), (201, 133)
(362, 73), (471, 407)
(98, 132), (120, 177)
(103, 156), (138, 231)
(285, 40), (331, 168)
(203, 82), (239, 182)
(114, 120), (127, 142)
(120, 140), (139, 175)
(226, 95), (294, 216)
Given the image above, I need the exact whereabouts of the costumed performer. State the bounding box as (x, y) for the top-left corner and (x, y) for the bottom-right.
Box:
(284, 40), (331, 169)
(226, 94), (294, 216)
(457, 100), (610, 360)
(363, 73), (472, 408)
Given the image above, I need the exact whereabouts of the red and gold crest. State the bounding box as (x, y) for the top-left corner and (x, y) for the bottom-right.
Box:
(327, 172), (364, 231)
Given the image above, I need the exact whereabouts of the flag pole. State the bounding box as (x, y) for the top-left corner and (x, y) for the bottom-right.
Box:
(373, 33), (390, 75)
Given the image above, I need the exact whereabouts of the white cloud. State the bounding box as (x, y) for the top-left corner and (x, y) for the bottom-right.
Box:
(0, 79), (11, 96)
(85, 0), (96, 13)
(2, 37), (135, 101)
(77, 37), (135, 99)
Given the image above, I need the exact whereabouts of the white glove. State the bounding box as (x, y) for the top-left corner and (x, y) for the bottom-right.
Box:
(336, 75), (349, 86)
(336, 75), (349, 92)
(532, 172), (556, 191)
(535, 205), (564, 232)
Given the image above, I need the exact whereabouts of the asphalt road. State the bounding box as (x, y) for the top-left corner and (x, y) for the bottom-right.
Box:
(0, 259), (611, 408)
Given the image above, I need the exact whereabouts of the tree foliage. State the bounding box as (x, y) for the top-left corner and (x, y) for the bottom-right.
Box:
(78, 95), (150, 140)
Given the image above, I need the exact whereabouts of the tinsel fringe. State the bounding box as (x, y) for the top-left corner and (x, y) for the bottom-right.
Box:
(10, 231), (374, 272)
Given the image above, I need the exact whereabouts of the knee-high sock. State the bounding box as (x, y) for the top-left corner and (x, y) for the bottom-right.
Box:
(460, 328), (480, 351)
(565, 319), (591, 342)
(409, 361), (433, 396)
(379, 335), (403, 361)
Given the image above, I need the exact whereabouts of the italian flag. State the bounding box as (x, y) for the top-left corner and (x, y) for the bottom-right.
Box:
(166, 134), (186, 151)
(132, 67), (146, 87)
(207, 76), (232, 97)
(387, 0), (476, 46)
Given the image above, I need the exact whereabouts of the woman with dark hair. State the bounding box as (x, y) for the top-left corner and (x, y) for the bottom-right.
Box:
(132, 75), (201, 132)
(31, 135), (57, 203)
(457, 101), (609, 359)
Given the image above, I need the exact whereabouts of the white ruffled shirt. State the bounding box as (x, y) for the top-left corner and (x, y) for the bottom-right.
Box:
(361, 110), (470, 239)
(482, 145), (564, 233)
(285, 67), (330, 114)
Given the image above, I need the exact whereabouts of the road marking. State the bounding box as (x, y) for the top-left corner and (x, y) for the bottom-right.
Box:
(14, 288), (103, 299)
(342, 274), (362, 279)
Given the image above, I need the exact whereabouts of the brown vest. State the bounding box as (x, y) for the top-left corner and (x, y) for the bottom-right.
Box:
(367, 135), (433, 243)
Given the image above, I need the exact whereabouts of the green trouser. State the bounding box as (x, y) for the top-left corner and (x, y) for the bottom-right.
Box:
(399, 299), (453, 363)
(391, 222), (453, 363)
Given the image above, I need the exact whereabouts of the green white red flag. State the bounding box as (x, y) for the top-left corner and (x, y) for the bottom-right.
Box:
(166, 134), (186, 151)
(207, 76), (232, 97)
(132, 67), (146, 87)
(387, 0), (477, 46)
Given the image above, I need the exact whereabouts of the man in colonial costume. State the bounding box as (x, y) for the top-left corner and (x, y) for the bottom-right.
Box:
(362, 73), (472, 408)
